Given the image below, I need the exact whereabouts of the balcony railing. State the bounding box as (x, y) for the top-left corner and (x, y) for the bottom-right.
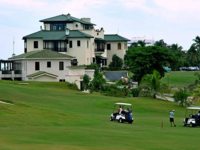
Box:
(44, 48), (67, 52)
(2, 70), (12, 74)
(95, 48), (105, 52)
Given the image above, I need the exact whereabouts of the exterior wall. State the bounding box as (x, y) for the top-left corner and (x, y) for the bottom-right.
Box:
(65, 68), (94, 90)
(64, 38), (90, 65)
(44, 24), (50, 30)
(33, 75), (57, 81)
(27, 38), (43, 52)
(85, 69), (94, 80)
(20, 59), (71, 81)
(82, 29), (106, 64)
(106, 41), (128, 66)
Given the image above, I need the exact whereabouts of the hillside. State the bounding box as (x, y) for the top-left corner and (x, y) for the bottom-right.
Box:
(0, 80), (199, 150)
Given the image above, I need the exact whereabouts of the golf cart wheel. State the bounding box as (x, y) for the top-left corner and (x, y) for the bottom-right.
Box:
(190, 123), (194, 127)
(110, 117), (113, 121)
(119, 118), (123, 123)
(128, 121), (133, 124)
(183, 122), (186, 126)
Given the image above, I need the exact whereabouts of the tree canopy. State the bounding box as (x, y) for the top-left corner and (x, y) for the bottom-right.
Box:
(124, 46), (174, 83)
(109, 54), (123, 70)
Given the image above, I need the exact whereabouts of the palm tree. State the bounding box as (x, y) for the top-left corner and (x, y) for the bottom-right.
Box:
(139, 70), (169, 98)
(170, 44), (183, 53)
(154, 39), (167, 48)
(138, 40), (146, 47)
(130, 42), (138, 48)
(193, 36), (200, 50)
(187, 45), (199, 65)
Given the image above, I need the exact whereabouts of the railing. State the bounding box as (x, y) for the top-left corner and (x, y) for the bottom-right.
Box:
(44, 48), (67, 52)
(14, 70), (22, 74)
(95, 48), (104, 52)
(2, 71), (12, 74)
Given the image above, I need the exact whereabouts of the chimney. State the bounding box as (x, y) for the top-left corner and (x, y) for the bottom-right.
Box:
(40, 26), (42, 30)
(12, 53), (15, 57)
(81, 18), (91, 23)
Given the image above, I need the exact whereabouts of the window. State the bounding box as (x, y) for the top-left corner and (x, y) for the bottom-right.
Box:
(118, 43), (121, 50)
(34, 41), (38, 48)
(35, 62), (40, 70)
(84, 25), (91, 30)
(69, 41), (72, 48)
(77, 40), (81, 46)
(59, 62), (64, 70)
(93, 57), (95, 63)
(124, 43), (127, 49)
(107, 44), (111, 50)
(50, 23), (66, 30)
(87, 41), (89, 48)
(47, 61), (51, 68)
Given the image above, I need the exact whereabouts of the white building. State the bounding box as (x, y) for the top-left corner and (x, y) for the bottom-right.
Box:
(128, 37), (155, 47)
(23, 14), (130, 67)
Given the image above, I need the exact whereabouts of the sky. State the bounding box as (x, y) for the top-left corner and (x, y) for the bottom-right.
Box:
(0, 0), (200, 59)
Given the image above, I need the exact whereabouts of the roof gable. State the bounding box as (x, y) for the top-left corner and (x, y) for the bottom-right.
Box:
(27, 71), (58, 78)
(9, 50), (73, 59)
(104, 34), (130, 42)
(40, 14), (95, 25)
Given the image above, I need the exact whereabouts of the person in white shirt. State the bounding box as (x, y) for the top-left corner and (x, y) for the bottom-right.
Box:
(118, 106), (123, 114)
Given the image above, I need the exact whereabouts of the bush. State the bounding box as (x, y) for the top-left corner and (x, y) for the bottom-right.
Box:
(116, 79), (128, 86)
(82, 74), (91, 90)
(173, 88), (190, 107)
(131, 88), (140, 97)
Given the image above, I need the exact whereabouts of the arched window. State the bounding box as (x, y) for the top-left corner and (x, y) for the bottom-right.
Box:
(118, 43), (121, 50)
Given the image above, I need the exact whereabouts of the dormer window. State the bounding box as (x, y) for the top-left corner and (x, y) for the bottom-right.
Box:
(84, 25), (91, 30)
(76, 24), (78, 28)
(50, 23), (66, 30)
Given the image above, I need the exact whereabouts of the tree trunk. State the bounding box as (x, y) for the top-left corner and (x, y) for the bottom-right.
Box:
(153, 93), (156, 99)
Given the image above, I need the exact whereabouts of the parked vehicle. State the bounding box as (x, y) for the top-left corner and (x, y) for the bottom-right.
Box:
(110, 103), (133, 124)
(163, 67), (171, 71)
(179, 67), (187, 71)
(183, 107), (200, 127)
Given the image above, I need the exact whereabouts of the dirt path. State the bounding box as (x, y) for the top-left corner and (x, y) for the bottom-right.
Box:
(0, 101), (13, 105)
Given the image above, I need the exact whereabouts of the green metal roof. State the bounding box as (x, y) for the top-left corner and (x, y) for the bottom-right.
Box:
(27, 71), (58, 78)
(104, 34), (130, 41)
(23, 30), (94, 40)
(40, 14), (95, 25)
(9, 50), (73, 59)
(96, 56), (107, 60)
(95, 38), (105, 42)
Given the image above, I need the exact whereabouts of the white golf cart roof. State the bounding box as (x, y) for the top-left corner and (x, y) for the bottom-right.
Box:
(115, 103), (132, 106)
(186, 107), (200, 110)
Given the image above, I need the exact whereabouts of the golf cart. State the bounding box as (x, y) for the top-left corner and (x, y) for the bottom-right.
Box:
(183, 107), (200, 127)
(110, 103), (133, 124)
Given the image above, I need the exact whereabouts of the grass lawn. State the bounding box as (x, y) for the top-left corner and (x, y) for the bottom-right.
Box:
(0, 80), (200, 150)
(161, 71), (199, 87)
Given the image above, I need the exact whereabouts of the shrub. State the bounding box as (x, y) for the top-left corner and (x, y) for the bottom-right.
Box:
(131, 88), (140, 97)
(82, 74), (91, 90)
(173, 88), (190, 107)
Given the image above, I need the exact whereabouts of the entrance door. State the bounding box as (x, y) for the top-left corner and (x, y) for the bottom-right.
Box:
(80, 81), (84, 91)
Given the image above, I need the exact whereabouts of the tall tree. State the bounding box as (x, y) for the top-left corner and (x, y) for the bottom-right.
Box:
(170, 44), (183, 53)
(187, 45), (199, 65)
(124, 46), (174, 83)
(154, 39), (167, 48)
(139, 70), (169, 98)
(138, 40), (146, 47)
(109, 54), (123, 70)
(193, 36), (200, 50)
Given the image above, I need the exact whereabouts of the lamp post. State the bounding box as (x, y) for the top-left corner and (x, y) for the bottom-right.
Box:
(167, 72), (169, 87)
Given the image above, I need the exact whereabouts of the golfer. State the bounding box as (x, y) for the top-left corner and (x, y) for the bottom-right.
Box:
(169, 110), (176, 127)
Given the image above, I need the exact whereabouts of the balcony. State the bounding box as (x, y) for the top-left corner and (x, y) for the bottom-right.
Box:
(43, 41), (67, 52)
(95, 48), (104, 52)
(44, 47), (67, 52)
